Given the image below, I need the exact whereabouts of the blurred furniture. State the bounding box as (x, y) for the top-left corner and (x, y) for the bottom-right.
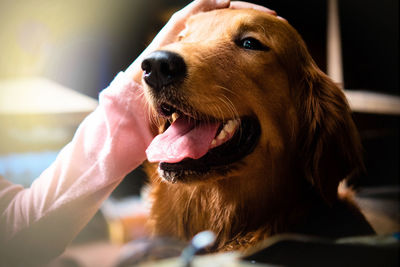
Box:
(0, 77), (97, 185)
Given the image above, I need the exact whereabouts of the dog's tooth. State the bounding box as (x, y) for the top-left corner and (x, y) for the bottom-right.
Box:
(172, 113), (179, 122)
(223, 119), (239, 134)
(232, 119), (239, 128)
(216, 129), (227, 140)
(211, 139), (217, 146)
(223, 120), (234, 133)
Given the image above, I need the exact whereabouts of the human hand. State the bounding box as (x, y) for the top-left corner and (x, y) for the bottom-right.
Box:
(125, 0), (277, 83)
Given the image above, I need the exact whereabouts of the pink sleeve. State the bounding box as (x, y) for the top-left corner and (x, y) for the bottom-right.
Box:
(0, 72), (153, 265)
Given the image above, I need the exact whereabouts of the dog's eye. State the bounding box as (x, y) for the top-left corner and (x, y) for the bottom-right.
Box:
(237, 37), (268, 51)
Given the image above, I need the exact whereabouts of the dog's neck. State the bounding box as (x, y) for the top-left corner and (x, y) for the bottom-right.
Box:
(149, 173), (312, 250)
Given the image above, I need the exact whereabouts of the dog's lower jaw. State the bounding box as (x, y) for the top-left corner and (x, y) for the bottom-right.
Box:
(157, 166), (211, 183)
(157, 163), (237, 184)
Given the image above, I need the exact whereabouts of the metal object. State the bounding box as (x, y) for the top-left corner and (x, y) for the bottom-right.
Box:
(180, 231), (216, 267)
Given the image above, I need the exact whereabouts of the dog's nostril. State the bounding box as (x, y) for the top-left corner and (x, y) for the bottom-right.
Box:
(141, 59), (152, 74)
(141, 51), (187, 89)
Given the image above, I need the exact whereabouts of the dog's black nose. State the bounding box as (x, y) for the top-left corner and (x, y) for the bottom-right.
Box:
(141, 51), (186, 89)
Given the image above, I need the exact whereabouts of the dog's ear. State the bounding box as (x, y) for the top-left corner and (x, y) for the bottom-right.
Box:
(295, 64), (364, 203)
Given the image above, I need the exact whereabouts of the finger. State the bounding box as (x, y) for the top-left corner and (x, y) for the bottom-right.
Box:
(178, 0), (230, 18)
(229, 1), (277, 15)
(191, 0), (231, 12)
(211, 0), (231, 9)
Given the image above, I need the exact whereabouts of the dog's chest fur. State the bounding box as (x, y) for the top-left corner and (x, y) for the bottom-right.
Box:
(147, 176), (374, 251)
(148, 178), (303, 251)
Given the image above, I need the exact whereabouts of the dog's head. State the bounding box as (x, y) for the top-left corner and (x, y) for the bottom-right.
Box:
(142, 9), (363, 203)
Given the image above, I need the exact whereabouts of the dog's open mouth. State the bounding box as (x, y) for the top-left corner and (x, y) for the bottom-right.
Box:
(146, 103), (260, 182)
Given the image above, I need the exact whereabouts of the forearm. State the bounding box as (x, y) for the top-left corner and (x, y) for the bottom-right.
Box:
(0, 72), (152, 265)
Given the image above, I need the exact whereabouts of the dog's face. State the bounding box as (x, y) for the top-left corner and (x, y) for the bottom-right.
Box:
(142, 9), (362, 202)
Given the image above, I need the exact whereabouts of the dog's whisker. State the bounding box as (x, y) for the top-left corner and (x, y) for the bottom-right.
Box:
(139, 91), (161, 129)
(149, 107), (159, 128)
(216, 95), (240, 121)
(210, 101), (225, 124)
(144, 101), (156, 127)
(213, 86), (241, 121)
(201, 95), (222, 123)
(223, 96), (240, 120)
(215, 85), (240, 98)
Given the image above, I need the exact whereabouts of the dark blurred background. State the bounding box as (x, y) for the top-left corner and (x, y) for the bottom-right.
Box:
(0, 0), (398, 191)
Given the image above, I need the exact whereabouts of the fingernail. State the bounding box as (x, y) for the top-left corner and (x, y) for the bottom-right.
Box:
(216, 0), (230, 7)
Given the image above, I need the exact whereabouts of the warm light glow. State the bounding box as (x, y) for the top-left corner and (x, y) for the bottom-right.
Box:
(0, 0), (147, 96)
(0, 77), (98, 114)
(0, 1), (110, 77)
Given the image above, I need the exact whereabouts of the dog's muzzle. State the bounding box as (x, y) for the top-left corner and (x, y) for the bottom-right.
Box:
(141, 50), (187, 90)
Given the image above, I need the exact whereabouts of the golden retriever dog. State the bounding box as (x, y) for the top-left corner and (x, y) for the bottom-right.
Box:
(140, 8), (374, 252)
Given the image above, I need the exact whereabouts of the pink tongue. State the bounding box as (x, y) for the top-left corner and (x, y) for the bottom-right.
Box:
(146, 116), (220, 163)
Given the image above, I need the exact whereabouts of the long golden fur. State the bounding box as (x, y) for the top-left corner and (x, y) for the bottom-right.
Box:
(142, 8), (374, 251)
